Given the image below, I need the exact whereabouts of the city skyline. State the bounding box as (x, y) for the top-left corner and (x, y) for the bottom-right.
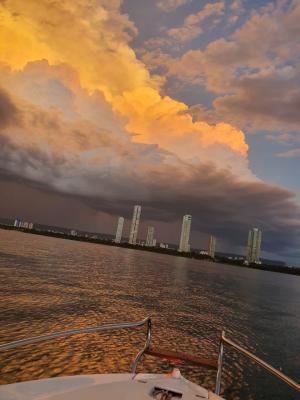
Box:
(2, 204), (267, 262)
(112, 206), (261, 261)
(3, 211), (265, 260)
(0, 1), (299, 263)
(3, 212), (280, 266)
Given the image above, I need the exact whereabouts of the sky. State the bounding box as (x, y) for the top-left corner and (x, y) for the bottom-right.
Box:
(0, 0), (300, 263)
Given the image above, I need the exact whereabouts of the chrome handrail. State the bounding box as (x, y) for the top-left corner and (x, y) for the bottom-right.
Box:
(215, 330), (224, 395)
(215, 331), (300, 395)
(131, 318), (151, 374)
(0, 316), (151, 368)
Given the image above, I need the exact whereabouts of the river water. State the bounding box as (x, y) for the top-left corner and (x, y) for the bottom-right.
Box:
(0, 229), (300, 399)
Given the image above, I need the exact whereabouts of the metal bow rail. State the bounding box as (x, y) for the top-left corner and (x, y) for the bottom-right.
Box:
(215, 331), (300, 395)
(0, 317), (151, 375)
(1, 318), (300, 396)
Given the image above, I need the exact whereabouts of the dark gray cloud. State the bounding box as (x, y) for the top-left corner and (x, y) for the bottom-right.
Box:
(1, 131), (300, 261)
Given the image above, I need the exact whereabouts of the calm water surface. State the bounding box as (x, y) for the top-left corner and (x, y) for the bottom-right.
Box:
(0, 229), (300, 399)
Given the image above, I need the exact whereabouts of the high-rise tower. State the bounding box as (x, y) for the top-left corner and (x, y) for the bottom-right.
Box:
(146, 226), (155, 247)
(128, 205), (141, 244)
(246, 228), (262, 263)
(208, 235), (216, 258)
(115, 216), (124, 244)
(178, 215), (192, 252)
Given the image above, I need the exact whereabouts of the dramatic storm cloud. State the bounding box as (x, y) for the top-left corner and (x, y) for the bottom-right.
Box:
(0, 0), (299, 261)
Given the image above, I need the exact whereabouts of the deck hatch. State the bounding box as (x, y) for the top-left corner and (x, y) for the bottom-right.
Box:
(152, 386), (183, 399)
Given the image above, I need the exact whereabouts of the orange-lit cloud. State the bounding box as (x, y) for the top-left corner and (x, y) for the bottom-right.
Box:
(0, 0), (249, 173)
(114, 86), (248, 159)
(0, 0), (149, 98)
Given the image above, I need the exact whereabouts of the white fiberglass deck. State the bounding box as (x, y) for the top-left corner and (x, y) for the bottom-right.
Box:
(0, 370), (223, 400)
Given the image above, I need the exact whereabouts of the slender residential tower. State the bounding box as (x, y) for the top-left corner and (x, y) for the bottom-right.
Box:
(115, 217), (124, 243)
(208, 235), (216, 258)
(178, 215), (192, 252)
(246, 228), (262, 263)
(146, 226), (155, 247)
(128, 205), (141, 244)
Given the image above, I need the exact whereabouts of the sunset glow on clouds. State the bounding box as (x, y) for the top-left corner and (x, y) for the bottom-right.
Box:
(0, 0), (300, 260)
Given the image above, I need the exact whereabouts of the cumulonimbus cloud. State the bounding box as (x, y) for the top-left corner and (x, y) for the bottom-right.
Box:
(1, 84), (300, 259)
(0, 0), (249, 161)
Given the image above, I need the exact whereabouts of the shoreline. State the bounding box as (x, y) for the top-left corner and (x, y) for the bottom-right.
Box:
(1, 224), (299, 277)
